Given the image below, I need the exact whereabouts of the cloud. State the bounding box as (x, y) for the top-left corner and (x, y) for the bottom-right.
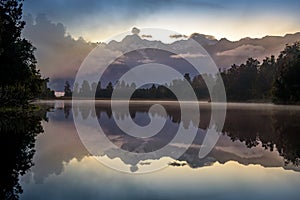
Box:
(137, 58), (156, 64)
(22, 0), (227, 42)
(141, 34), (152, 38)
(131, 27), (140, 35)
(22, 14), (95, 80)
(216, 45), (265, 57)
(170, 34), (188, 39)
(170, 52), (207, 59)
(189, 33), (216, 40)
(23, 0), (225, 25)
(113, 56), (126, 65)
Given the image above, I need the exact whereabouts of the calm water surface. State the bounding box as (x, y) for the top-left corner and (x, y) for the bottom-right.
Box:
(14, 101), (300, 199)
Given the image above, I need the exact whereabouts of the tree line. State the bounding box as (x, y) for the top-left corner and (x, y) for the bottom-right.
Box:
(65, 73), (211, 100)
(221, 42), (300, 104)
(65, 42), (300, 104)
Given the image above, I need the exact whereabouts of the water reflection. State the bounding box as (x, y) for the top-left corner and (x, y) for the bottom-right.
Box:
(16, 100), (300, 200)
(0, 108), (48, 199)
(75, 101), (300, 168)
(31, 101), (300, 176)
(224, 107), (300, 166)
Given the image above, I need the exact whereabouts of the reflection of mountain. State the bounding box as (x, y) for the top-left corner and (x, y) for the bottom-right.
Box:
(86, 102), (300, 170)
(0, 108), (48, 199)
(28, 101), (300, 178)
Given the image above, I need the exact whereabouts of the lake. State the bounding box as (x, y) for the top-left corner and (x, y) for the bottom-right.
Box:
(3, 100), (300, 200)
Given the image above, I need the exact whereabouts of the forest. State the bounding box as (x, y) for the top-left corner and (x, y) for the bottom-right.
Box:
(68, 42), (300, 104)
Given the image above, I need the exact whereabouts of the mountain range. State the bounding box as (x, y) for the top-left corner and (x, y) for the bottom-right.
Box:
(47, 32), (300, 91)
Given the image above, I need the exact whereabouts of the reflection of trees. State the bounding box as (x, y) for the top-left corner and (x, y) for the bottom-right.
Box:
(0, 108), (47, 199)
(74, 102), (300, 168)
(64, 104), (71, 119)
(224, 107), (300, 165)
(271, 110), (300, 165)
(223, 109), (273, 148)
(74, 102), (211, 130)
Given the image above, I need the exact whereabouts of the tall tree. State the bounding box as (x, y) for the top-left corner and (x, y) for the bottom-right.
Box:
(255, 55), (276, 99)
(79, 80), (91, 97)
(73, 82), (79, 96)
(0, 0), (45, 106)
(64, 81), (72, 97)
(273, 42), (300, 104)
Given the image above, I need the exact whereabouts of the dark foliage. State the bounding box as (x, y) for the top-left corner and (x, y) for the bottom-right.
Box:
(0, 0), (52, 106)
(272, 42), (300, 104)
(0, 108), (48, 199)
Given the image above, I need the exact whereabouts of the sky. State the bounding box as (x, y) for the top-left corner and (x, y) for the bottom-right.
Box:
(20, 0), (300, 91)
(23, 0), (300, 42)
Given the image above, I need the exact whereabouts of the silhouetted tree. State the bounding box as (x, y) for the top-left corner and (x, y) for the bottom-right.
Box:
(130, 82), (136, 89)
(73, 82), (79, 96)
(39, 78), (55, 99)
(221, 58), (261, 101)
(64, 81), (72, 97)
(192, 74), (210, 100)
(106, 81), (113, 91)
(273, 42), (300, 104)
(79, 80), (91, 97)
(90, 82), (97, 97)
(104, 81), (113, 98)
(149, 84), (157, 99)
(95, 81), (102, 98)
(255, 55), (276, 99)
(0, 0), (47, 106)
(184, 73), (191, 83)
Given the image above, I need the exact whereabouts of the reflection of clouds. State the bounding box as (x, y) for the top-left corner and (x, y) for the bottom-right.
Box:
(21, 156), (300, 200)
(23, 119), (88, 184)
(72, 101), (300, 172)
(213, 135), (285, 167)
(216, 140), (264, 159)
(137, 58), (156, 64)
(25, 102), (300, 180)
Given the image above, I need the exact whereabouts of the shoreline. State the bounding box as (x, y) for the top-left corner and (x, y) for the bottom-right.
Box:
(34, 99), (300, 108)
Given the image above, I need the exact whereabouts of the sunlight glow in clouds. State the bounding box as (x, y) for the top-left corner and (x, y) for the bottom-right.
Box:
(23, 0), (300, 42)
